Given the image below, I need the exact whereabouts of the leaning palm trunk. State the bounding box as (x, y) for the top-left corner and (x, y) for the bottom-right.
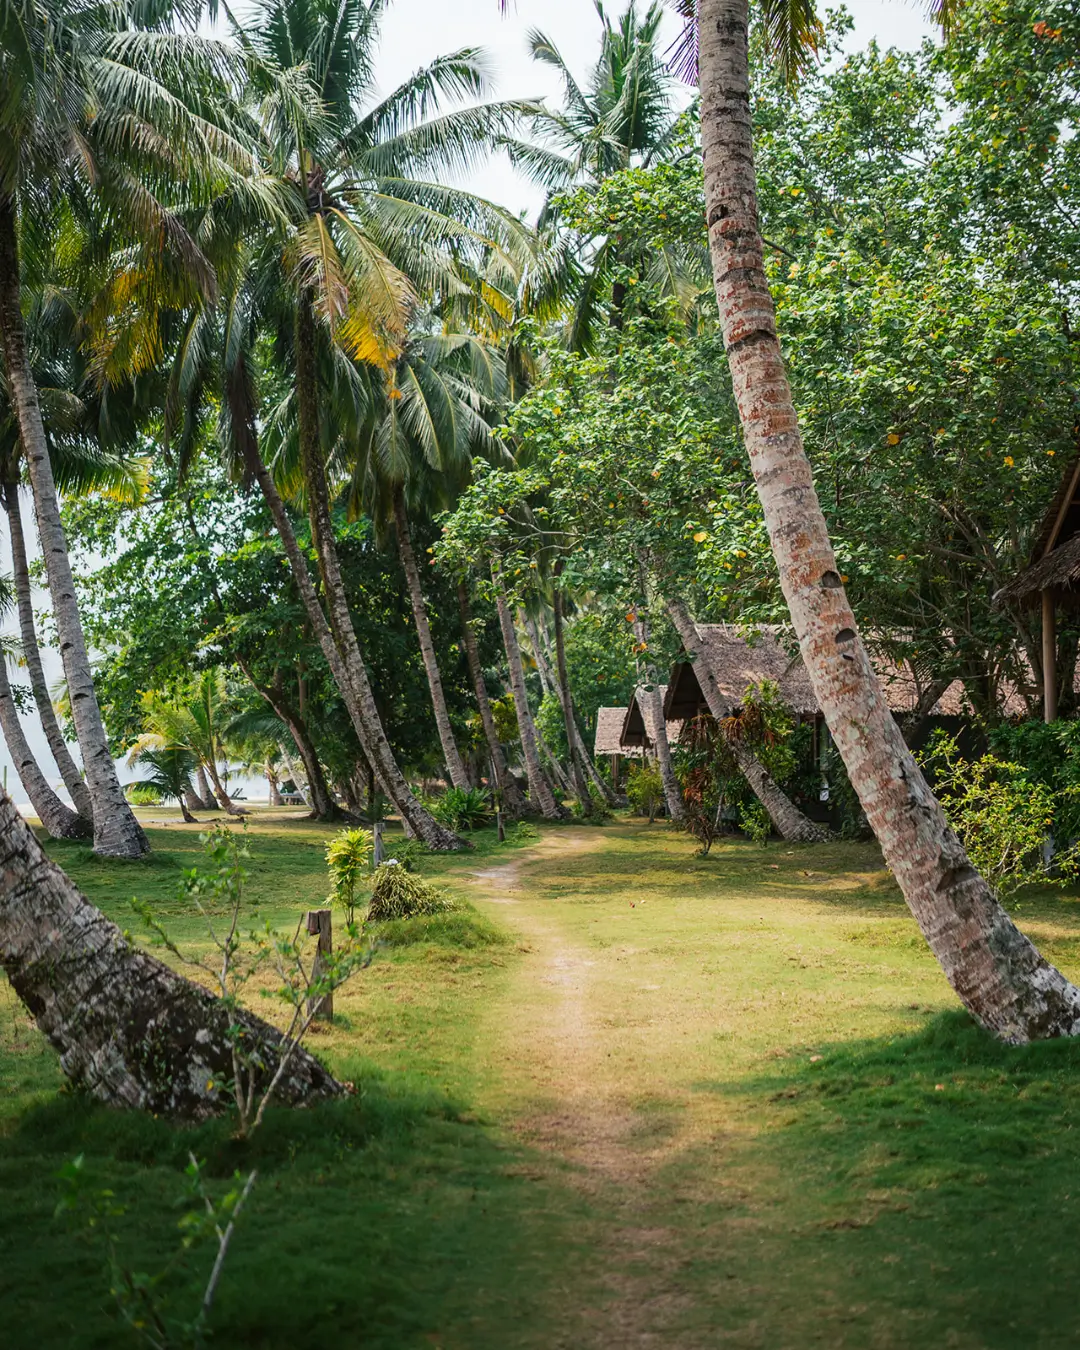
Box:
(698, 0), (1080, 1040)
(0, 199), (147, 858)
(456, 582), (528, 817)
(630, 591), (684, 823)
(0, 650), (87, 838)
(493, 563), (564, 819)
(3, 482), (94, 824)
(664, 595), (825, 842)
(392, 489), (468, 789)
(240, 417), (460, 849)
(0, 786), (342, 1114)
(195, 765), (218, 811)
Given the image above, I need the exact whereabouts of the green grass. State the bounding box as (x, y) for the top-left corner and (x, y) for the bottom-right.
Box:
(4, 813), (1080, 1346)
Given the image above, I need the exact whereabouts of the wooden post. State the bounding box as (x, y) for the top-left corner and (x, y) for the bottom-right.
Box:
(1043, 588), (1058, 723)
(373, 819), (383, 868)
(496, 809), (505, 843)
(305, 908), (333, 1022)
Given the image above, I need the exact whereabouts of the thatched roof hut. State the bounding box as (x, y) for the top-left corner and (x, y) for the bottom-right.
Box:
(994, 449), (1080, 719)
(664, 625), (818, 721)
(594, 706), (636, 758)
(621, 686), (683, 751)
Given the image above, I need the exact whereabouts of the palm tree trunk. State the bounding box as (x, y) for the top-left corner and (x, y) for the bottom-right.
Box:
(0, 784), (342, 1114)
(551, 564), (591, 809)
(246, 333), (460, 851)
(663, 594), (825, 842)
(184, 785), (203, 815)
(0, 197), (147, 858)
(240, 663), (342, 822)
(698, 0), (1080, 1040)
(196, 765), (217, 811)
(392, 489), (468, 789)
(178, 796), (197, 825)
(456, 582), (528, 817)
(267, 761), (283, 807)
(3, 481), (94, 823)
(204, 760), (241, 817)
(0, 650), (88, 838)
(492, 562), (564, 819)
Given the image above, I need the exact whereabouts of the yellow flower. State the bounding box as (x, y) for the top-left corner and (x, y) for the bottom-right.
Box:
(1004, 456), (1014, 467)
(886, 433), (900, 446)
(693, 531), (708, 543)
(896, 554), (906, 561)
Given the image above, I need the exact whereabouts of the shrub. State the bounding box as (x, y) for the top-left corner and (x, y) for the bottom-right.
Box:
(326, 827), (374, 924)
(367, 863), (454, 921)
(738, 800), (772, 846)
(569, 784), (613, 823)
(430, 786), (491, 831)
(626, 763), (665, 821)
(127, 782), (164, 805)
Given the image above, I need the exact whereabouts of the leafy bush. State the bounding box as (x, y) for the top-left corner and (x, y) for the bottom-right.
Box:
(626, 762), (665, 821)
(367, 863), (454, 921)
(569, 784), (613, 822)
(918, 731), (1078, 901)
(738, 800), (772, 846)
(509, 820), (539, 841)
(127, 782), (164, 805)
(430, 786), (491, 831)
(326, 827), (374, 923)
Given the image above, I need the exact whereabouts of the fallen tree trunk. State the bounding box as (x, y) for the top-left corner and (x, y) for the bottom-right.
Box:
(0, 789), (343, 1117)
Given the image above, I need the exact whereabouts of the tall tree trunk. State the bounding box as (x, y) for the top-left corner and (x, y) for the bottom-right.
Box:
(184, 785), (203, 815)
(492, 562), (564, 819)
(0, 786), (342, 1114)
(267, 760), (283, 808)
(196, 764), (218, 811)
(551, 564), (592, 810)
(177, 795), (197, 825)
(238, 661), (342, 823)
(0, 198), (148, 858)
(664, 595), (825, 842)
(0, 649), (88, 838)
(279, 744), (312, 808)
(204, 760), (241, 817)
(392, 489), (468, 789)
(630, 580), (684, 823)
(244, 340), (460, 850)
(698, 0), (1080, 1040)
(3, 480), (94, 824)
(456, 582), (528, 817)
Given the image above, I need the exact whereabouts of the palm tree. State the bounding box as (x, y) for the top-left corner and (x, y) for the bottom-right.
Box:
(685, 0), (1080, 1037)
(507, 1), (699, 348)
(126, 743), (198, 824)
(0, 0), (258, 857)
(134, 673), (243, 817)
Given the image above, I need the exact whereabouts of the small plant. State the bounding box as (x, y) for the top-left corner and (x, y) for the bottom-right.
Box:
(325, 826), (374, 924)
(127, 781), (165, 805)
(430, 786), (491, 831)
(570, 784), (613, 823)
(132, 825), (371, 1137)
(626, 762), (665, 822)
(56, 1152), (256, 1349)
(509, 820), (539, 841)
(738, 799), (772, 846)
(368, 863), (454, 921)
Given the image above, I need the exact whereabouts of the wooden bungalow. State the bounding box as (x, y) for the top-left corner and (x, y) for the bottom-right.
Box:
(995, 451), (1080, 722)
(620, 685), (684, 754)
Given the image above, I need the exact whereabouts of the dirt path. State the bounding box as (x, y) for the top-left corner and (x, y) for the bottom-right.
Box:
(467, 830), (718, 1347)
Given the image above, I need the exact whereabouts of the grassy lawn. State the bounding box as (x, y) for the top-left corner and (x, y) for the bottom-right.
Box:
(3, 812), (1080, 1346)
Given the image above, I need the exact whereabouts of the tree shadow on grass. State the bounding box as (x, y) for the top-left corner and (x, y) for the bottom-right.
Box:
(679, 1011), (1080, 1348)
(0, 1063), (593, 1350)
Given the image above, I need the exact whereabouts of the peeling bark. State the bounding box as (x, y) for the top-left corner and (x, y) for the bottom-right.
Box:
(664, 595), (825, 842)
(0, 196), (147, 858)
(0, 788), (343, 1115)
(698, 0), (1080, 1039)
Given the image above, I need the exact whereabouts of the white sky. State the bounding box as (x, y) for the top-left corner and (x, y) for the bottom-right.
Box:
(2, 0), (936, 809)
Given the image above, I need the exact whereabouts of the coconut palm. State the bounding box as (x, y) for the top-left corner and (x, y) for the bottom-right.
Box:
(0, 0), (261, 857)
(133, 672), (243, 816)
(671, 0), (1080, 1037)
(125, 743), (198, 823)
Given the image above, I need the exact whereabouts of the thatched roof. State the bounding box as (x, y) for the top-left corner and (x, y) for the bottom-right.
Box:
(594, 706), (638, 757)
(664, 625), (818, 721)
(620, 686), (684, 750)
(995, 449), (1080, 608)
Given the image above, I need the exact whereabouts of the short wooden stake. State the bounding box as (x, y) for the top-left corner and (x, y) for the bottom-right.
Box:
(373, 819), (383, 868)
(496, 809), (505, 843)
(305, 908), (333, 1021)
